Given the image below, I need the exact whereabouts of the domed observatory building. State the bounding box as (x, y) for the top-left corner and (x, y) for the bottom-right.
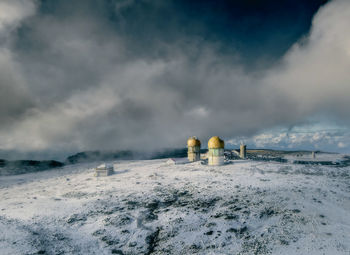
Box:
(187, 136), (201, 162)
(208, 136), (225, 166)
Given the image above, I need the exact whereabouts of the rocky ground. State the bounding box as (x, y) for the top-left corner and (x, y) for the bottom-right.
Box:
(0, 159), (349, 254)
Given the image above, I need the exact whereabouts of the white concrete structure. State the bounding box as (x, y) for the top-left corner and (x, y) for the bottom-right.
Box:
(187, 136), (201, 162)
(94, 163), (113, 177)
(240, 144), (247, 159)
(166, 158), (189, 165)
(208, 136), (225, 166)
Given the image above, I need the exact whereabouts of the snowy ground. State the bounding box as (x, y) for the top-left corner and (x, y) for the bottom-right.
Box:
(0, 159), (349, 255)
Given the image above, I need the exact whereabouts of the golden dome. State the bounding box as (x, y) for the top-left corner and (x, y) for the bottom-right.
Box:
(187, 137), (201, 147)
(208, 136), (224, 149)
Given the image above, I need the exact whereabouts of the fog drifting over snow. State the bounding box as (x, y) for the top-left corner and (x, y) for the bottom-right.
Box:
(0, 0), (349, 155)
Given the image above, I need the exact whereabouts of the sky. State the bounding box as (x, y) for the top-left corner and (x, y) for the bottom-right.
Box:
(0, 0), (350, 160)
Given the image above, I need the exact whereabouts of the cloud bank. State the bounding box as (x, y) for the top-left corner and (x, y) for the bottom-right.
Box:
(0, 0), (349, 157)
(227, 122), (350, 153)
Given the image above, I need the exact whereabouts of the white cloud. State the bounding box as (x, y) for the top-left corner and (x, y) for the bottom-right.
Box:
(1, 0), (350, 155)
(338, 142), (347, 148)
(0, 0), (36, 33)
(228, 123), (350, 153)
(266, 0), (350, 122)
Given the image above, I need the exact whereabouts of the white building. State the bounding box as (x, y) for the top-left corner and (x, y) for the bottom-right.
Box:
(208, 136), (225, 166)
(166, 158), (190, 165)
(94, 163), (114, 177)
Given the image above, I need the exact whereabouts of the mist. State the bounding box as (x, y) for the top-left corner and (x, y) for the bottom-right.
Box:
(0, 0), (349, 158)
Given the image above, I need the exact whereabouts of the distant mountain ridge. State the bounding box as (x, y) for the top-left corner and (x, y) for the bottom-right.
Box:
(1, 148), (346, 176)
(0, 148), (190, 176)
(0, 159), (64, 176)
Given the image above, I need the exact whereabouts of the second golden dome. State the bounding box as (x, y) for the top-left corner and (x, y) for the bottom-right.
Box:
(208, 136), (224, 149)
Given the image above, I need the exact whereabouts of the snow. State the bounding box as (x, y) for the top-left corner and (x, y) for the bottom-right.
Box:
(0, 159), (349, 254)
(96, 163), (114, 170)
(166, 158), (190, 165)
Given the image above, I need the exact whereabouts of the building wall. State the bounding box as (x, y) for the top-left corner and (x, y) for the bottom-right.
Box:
(94, 169), (113, 177)
(208, 148), (224, 165)
(240, 145), (247, 159)
(208, 156), (224, 165)
(188, 145), (200, 161)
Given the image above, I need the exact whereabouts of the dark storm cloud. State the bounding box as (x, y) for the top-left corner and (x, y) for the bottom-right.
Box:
(0, 0), (349, 155)
(0, 51), (32, 126)
(0, 0), (36, 129)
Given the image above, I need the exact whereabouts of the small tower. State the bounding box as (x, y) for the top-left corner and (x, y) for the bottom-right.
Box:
(312, 151), (316, 159)
(240, 143), (247, 159)
(208, 136), (225, 166)
(187, 136), (201, 162)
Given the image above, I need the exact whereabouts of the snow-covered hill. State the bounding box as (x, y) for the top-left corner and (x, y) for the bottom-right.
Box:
(0, 159), (349, 254)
